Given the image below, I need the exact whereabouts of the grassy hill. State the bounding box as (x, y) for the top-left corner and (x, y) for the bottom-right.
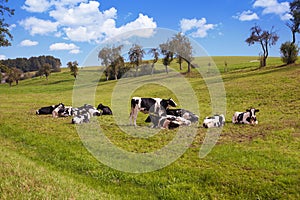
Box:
(0, 56), (299, 199)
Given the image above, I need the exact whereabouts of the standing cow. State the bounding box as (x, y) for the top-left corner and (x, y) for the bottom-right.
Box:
(232, 108), (259, 125)
(129, 97), (177, 126)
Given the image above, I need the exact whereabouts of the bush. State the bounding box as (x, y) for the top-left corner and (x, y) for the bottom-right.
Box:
(280, 42), (299, 65)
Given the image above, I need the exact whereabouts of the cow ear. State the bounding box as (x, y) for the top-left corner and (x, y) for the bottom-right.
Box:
(255, 109), (259, 112)
(246, 109), (250, 112)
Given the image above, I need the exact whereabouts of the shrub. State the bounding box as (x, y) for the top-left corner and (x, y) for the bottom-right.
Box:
(280, 42), (299, 65)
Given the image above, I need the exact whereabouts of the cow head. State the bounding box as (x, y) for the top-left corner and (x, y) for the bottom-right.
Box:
(162, 98), (177, 108)
(246, 108), (259, 124)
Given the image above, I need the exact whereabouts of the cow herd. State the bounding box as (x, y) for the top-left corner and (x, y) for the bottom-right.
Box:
(36, 97), (259, 128)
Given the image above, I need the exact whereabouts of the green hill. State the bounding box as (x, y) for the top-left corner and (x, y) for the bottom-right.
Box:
(0, 57), (299, 199)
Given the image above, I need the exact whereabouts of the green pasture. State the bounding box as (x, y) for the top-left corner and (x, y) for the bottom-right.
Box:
(0, 56), (299, 199)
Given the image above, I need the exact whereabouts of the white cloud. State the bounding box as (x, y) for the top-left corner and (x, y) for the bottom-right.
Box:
(19, 17), (59, 35)
(49, 42), (80, 54)
(253, 0), (290, 20)
(20, 39), (39, 46)
(22, 0), (51, 12)
(19, 1), (157, 43)
(0, 55), (7, 60)
(180, 18), (216, 38)
(233, 10), (259, 21)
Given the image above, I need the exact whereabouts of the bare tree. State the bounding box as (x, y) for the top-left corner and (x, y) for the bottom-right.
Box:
(245, 25), (279, 67)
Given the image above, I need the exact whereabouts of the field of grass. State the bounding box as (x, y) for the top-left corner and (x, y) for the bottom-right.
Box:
(0, 56), (299, 199)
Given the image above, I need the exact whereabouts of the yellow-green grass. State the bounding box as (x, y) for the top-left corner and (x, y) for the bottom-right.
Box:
(0, 57), (299, 199)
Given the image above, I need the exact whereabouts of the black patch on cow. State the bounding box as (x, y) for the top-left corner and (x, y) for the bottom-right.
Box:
(97, 103), (113, 115)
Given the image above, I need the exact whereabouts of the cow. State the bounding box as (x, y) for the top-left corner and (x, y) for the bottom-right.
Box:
(72, 104), (101, 124)
(203, 114), (225, 128)
(145, 108), (199, 123)
(150, 114), (191, 129)
(232, 108), (259, 125)
(52, 103), (65, 118)
(129, 97), (177, 126)
(72, 110), (91, 124)
(36, 103), (64, 115)
(97, 103), (113, 115)
(58, 106), (73, 117)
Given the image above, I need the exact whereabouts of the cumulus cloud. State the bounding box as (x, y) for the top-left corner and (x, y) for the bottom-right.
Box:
(19, 17), (59, 35)
(19, 0), (157, 43)
(22, 0), (52, 12)
(0, 55), (7, 60)
(180, 18), (216, 38)
(233, 10), (259, 21)
(253, 0), (291, 20)
(49, 42), (80, 54)
(20, 39), (39, 46)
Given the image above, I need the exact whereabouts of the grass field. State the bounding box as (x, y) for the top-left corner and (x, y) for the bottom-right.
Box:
(0, 56), (299, 199)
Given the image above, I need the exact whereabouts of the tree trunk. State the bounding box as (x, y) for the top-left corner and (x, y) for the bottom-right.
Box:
(292, 30), (296, 44)
(187, 62), (191, 73)
(165, 65), (169, 74)
(151, 63), (155, 75)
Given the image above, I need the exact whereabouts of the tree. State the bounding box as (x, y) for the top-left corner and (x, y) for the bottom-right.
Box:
(98, 45), (124, 80)
(169, 32), (193, 72)
(280, 42), (299, 64)
(128, 44), (145, 76)
(37, 63), (51, 80)
(4, 67), (21, 86)
(148, 48), (159, 74)
(67, 61), (78, 78)
(245, 25), (279, 67)
(159, 41), (174, 74)
(287, 0), (300, 44)
(0, 0), (14, 47)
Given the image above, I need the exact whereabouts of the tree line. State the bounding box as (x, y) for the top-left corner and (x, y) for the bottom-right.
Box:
(0, 55), (61, 72)
(98, 32), (194, 80)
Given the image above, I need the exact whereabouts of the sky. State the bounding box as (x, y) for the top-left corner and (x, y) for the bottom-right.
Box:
(0, 0), (297, 67)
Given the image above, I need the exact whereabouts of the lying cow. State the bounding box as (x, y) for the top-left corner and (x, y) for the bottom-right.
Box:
(145, 108), (199, 123)
(36, 103), (64, 115)
(58, 106), (73, 117)
(232, 108), (259, 125)
(152, 115), (191, 129)
(97, 103), (113, 115)
(129, 97), (177, 126)
(203, 114), (225, 128)
(52, 103), (65, 118)
(72, 104), (101, 124)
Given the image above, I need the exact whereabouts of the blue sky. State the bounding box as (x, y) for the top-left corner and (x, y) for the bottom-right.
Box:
(0, 0), (297, 66)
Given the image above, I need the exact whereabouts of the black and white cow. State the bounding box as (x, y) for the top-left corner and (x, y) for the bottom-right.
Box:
(36, 103), (64, 115)
(72, 104), (101, 124)
(203, 114), (225, 128)
(97, 103), (113, 115)
(58, 106), (73, 117)
(52, 103), (65, 118)
(152, 115), (191, 129)
(232, 108), (259, 125)
(146, 108), (199, 123)
(167, 108), (199, 123)
(129, 97), (177, 126)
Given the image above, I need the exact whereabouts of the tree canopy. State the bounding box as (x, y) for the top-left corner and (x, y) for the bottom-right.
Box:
(0, 0), (14, 47)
